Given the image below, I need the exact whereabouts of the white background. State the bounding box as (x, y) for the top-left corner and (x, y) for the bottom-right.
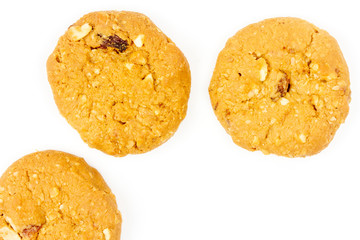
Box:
(0, 0), (359, 239)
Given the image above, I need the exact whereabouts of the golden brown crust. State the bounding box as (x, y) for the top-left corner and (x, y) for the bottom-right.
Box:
(209, 17), (350, 157)
(47, 11), (191, 156)
(0, 150), (121, 239)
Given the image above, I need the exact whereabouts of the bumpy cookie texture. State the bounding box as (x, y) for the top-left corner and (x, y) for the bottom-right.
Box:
(209, 17), (350, 157)
(47, 11), (191, 156)
(0, 151), (121, 239)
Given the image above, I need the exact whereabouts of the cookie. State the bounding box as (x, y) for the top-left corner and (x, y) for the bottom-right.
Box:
(47, 11), (191, 157)
(209, 17), (350, 157)
(0, 150), (121, 239)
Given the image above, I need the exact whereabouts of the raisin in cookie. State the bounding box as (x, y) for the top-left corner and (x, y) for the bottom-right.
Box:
(209, 17), (350, 157)
(47, 11), (191, 157)
(0, 150), (121, 239)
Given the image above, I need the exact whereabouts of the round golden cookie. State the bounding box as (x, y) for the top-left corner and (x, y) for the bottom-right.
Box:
(0, 151), (121, 239)
(47, 11), (191, 157)
(209, 17), (350, 157)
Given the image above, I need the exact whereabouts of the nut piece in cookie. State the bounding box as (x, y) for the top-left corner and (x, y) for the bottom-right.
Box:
(0, 226), (21, 240)
(209, 17), (350, 157)
(68, 23), (92, 41)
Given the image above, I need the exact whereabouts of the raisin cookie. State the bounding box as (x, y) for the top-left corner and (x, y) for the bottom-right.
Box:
(47, 11), (191, 156)
(209, 17), (350, 157)
(0, 151), (121, 239)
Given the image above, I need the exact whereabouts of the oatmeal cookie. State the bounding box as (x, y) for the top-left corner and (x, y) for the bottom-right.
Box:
(0, 150), (121, 239)
(209, 17), (350, 157)
(47, 11), (191, 156)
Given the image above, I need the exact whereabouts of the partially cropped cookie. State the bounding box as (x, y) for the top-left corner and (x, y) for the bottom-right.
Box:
(0, 151), (121, 239)
(209, 17), (350, 157)
(47, 11), (191, 156)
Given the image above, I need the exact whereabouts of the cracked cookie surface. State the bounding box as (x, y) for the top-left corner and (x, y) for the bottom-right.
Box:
(209, 17), (350, 157)
(0, 150), (121, 240)
(47, 11), (191, 157)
